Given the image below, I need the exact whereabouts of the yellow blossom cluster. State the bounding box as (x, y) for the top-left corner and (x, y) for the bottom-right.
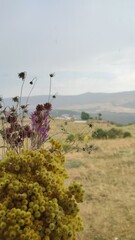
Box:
(0, 139), (84, 240)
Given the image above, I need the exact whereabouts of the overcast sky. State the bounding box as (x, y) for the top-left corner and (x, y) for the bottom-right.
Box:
(1, 0), (135, 97)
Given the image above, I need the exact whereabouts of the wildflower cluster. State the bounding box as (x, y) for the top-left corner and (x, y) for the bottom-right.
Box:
(0, 96), (32, 151)
(0, 140), (84, 240)
(0, 73), (51, 153)
(0, 72), (84, 240)
(0, 99), (51, 152)
(31, 103), (52, 149)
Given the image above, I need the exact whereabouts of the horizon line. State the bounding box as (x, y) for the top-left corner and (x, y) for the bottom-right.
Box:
(2, 89), (135, 99)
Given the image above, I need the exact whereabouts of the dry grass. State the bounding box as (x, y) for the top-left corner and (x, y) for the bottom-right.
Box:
(52, 120), (135, 240)
(1, 119), (135, 239)
(68, 139), (135, 240)
(63, 122), (135, 240)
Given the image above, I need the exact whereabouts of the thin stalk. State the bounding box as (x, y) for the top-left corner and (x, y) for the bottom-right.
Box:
(1, 118), (6, 157)
(48, 76), (52, 102)
(26, 77), (37, 106)
(19, 80), (25, 109)
(19, 80), (25, 125)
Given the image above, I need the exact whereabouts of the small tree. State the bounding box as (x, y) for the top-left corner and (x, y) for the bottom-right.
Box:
(81, 112), (90, 120)
(97, 113), (102, 120)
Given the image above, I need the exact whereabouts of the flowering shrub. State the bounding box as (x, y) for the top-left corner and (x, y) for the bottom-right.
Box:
(0, 140), (84, 240)
(0, 72), (84, 240)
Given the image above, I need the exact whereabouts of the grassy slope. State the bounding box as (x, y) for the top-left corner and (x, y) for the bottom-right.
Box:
(1, 119), (135, 239)
(51, 120), (135, 240)
(63, 122), (135, 240)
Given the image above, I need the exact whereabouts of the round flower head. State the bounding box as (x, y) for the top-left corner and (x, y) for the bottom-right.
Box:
(18, 71), (26, 80)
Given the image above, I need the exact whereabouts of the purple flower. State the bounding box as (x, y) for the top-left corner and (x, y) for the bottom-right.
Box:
(30, 103), (51, 148)
(44, 103), (52, 111)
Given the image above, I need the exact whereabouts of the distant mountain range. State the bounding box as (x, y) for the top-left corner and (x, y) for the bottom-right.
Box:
(3, 91), (135, 124)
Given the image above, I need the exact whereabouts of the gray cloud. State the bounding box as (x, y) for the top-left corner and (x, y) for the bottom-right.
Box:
(0, 0), (135, 97)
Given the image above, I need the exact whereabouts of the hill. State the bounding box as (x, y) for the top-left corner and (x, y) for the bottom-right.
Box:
(3, 91), (135, 124)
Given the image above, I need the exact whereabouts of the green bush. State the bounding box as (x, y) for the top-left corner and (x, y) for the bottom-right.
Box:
(92, 127), (132, 139)
(92, 128), (107, 139)
(123, 131), (132, 138)
(66, 134), (75, 143)
(107, 128), (123, 139)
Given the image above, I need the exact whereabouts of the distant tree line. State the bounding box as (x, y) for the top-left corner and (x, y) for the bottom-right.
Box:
(92, 128), (131, 139)
(81, 111), (102, 120)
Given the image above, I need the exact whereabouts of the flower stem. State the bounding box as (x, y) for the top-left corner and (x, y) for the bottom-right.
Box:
(19, 80), (25, 126)
(26, 77), (37, 106)
(48, 76), (52, 102)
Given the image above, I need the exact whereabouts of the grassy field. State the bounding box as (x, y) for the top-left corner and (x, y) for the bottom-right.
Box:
(52, 120), (135, 240)
(1, 119), (135, 240)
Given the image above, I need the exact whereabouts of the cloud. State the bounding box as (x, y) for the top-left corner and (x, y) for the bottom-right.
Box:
(50, 47), (135, 94)
(1, 1), (135, 96)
